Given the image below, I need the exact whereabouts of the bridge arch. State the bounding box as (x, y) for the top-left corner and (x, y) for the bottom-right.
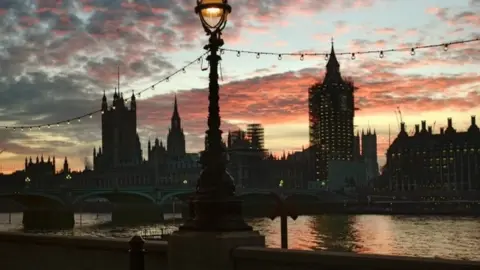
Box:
(0, 192), (66, 208)
(285, 193), (320, 203)
(73, 191), (156, 205)
(236, 191), (282, 204)
(157, 191), (195, 206)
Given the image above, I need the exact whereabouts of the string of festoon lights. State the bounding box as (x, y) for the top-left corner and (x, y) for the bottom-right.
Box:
(221, 37), (480, 60)
(2, 36), (479, 132)
(0, 51), (209, 132)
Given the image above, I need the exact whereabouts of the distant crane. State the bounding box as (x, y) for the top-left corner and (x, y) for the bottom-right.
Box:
(394, 110), (400, 131)
(396, 106), (403, 124)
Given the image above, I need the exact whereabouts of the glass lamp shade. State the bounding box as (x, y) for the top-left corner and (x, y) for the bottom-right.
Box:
(197, 0), (230, 32)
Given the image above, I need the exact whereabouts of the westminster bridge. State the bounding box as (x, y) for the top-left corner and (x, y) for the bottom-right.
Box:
(0, 186), (351, 229)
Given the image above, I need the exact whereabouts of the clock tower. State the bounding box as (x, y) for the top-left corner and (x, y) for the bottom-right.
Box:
(308, 41), (356, 183)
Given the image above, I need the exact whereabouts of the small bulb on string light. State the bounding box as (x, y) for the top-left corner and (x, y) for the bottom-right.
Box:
(379, 51), (384, 58)
(410, 48), (415, 56)
(29, 127), (32, 131)
(166, 77), (169, 82)
(236, 51), (241, 57)
(137, 93), (141, 98)
(101, 110), (105, 114)
(182, 68), (186, 73)
(77, 118), (81, 122)
(197, 57), (201, 63)
(351, 53), (356, 60)
(256, 53), (260, 59)
(220, 49), (224, 55)
(48, 125), (51, 128)
(67, 121), (70, 125)
(443, 44), (449, 51)
(278, 54), (282, 60)
(300, 54), (304, 61)
(325, 54), (329, 60)
(21, 128), (23, 131)
(89, 114), (93, 118)
(151, 85), (154, 90)
(112, 106), (116, 110)
(38, 126), (40, 130)
(57, 123), (60, 127)
(13, 127), (16, 131)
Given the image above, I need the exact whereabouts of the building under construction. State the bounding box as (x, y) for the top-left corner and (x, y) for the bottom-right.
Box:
(246, 123), (265, 151)
(308, 43), (357, 183)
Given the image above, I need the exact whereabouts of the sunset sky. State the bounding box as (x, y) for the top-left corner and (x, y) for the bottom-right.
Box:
(0, 0), (479, 173)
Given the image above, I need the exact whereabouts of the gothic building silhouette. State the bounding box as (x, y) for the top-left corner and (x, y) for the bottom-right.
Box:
(360, 129), (380, 180)
(93, 89), (142, 171)
(166, 95), (186, 157)
(308, 42), (357, 183)
(385, 116), (480, 191)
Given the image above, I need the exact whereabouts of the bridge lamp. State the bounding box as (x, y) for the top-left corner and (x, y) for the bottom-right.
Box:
(178, 0), (249, 232)
(25, 177), (31, 184)
(65, 174), (72, 180)
(183, 180), (188, 185)
(279, 180), (284, 188)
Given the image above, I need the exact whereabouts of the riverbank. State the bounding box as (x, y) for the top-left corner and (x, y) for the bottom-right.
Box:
(1, 213), (479, 261)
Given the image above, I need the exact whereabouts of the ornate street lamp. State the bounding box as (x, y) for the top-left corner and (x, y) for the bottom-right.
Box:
(181, 0), (250, 231)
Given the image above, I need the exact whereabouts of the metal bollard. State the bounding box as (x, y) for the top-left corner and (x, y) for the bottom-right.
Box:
(129, 235), (145, 270)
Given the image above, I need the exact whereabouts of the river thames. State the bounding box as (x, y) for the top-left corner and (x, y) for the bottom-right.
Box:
(1, 213), (479, 261)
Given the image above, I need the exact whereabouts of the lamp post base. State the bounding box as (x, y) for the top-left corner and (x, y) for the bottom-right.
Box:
(180, 198), (252, 232)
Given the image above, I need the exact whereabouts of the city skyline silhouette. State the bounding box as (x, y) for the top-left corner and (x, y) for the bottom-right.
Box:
(0, 0), (479, 173)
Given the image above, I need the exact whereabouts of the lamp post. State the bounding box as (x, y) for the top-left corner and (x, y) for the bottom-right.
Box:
(181, 0), (250, 231)
(25, 177), (31, 189)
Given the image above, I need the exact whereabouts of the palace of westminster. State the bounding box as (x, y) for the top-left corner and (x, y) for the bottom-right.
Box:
(1, 43), (479, 193)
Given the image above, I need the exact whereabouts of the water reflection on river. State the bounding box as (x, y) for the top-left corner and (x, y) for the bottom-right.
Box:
(1, 213), (479, 261)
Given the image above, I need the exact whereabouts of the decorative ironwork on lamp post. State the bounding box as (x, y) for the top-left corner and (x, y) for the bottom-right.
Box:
(180, 0), (250, 231)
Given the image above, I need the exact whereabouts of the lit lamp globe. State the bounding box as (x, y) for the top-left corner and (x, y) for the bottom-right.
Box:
(195, 0), (231, 34)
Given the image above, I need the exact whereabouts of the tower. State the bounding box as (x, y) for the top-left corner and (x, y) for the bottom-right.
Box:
(167, 95), (186, 157)
(353, 131), (361, 160)
(362, 129), (379, 180)
(308, 41), (356, 183)
(246, 123), (265, 151)
(95, 83), (142, 171)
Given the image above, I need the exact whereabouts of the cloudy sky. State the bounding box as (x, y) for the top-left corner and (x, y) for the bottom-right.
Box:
(0, 0), (479, 173)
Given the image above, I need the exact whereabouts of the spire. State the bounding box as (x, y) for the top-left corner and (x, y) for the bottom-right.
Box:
(171, 94), (181, 130)
(326, 38), (340, 73)
(117, 65), (120, 94)
(102, 90), (108, 111)
(130, 90), (136, 111)
(172, 94), (180, 120)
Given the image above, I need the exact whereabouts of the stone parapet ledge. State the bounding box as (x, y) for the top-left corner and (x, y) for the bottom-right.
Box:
(232, 247), (480, 270)
(0, 232), (169, 270)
